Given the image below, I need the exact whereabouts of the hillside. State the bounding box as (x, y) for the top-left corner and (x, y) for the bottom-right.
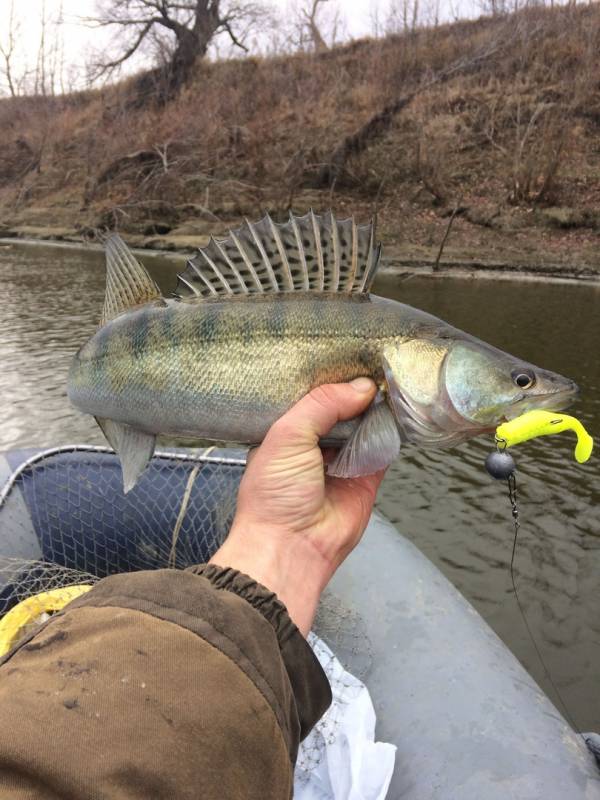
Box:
(1, 4), (599, 277)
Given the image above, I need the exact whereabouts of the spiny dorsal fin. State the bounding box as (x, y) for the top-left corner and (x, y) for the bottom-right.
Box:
(101, 235), (162, 325)
(174, 211), (382, 299)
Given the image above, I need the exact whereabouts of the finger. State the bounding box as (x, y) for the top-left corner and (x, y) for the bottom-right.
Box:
(244, 447), (259, 469)
(266, 379), (377, 450)
(327, 467), (388, 529)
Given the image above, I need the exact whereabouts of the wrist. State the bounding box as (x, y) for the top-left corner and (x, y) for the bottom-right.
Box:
(209, 524), (334, 636)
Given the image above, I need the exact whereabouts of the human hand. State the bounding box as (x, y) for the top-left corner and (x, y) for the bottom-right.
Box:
(209, 379), (387, 634)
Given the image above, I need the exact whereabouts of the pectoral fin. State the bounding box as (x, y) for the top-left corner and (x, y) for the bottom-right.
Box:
(95, 418), (156, 493)
(327, 400), (401, 478)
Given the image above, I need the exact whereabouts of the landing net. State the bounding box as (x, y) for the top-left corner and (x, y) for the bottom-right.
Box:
(0, 445), (375, 788)
(0, 446), (244, 616)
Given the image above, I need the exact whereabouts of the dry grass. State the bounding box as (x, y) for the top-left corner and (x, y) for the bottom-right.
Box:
(0, 3), (599, 264)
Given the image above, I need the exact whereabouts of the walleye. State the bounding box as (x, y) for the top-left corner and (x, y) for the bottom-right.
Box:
(68, 211), (579, 492)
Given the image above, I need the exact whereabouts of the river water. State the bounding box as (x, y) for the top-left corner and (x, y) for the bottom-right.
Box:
(1, 240), (599, 730)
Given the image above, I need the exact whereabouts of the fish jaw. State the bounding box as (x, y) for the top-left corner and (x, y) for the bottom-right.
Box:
(503, 379), (579, 420)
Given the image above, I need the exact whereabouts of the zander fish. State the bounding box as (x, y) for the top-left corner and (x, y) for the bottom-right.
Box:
(68, 211), (579, 492)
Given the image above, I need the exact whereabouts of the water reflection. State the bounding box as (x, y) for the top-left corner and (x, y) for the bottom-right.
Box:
(0, 241), (599, 729)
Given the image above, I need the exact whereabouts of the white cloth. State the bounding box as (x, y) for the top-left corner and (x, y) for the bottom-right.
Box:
(293, 634), (396, 800)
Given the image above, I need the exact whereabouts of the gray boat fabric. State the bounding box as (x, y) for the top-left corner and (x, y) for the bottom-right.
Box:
(319, 512), (600, 799)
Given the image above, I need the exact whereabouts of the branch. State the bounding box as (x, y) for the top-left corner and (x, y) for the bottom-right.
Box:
(434, 202), (461, 271)
(220, 19), (249, 51)
(84, 17), (161, 27)
(95, 20), (154, 74)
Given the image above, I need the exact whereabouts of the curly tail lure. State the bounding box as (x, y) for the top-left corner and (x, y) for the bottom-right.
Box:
(497, 410), (593, 464)
(484, 410), (594, 742)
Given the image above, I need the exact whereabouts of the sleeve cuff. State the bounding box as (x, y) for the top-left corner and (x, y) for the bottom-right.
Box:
(187, 563), (332, 739)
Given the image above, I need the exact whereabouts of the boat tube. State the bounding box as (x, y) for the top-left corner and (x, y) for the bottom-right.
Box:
(1, 445), (599, 799)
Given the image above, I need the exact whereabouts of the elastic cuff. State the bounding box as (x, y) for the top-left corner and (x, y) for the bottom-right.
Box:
(186, 564), (298, 644)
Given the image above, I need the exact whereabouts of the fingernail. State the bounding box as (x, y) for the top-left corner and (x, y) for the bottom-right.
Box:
(350, 377), (374, 393)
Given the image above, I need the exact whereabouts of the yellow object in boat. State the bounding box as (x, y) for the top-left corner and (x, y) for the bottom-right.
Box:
(0, 584), (92, 657)
(495, 410), (594, 464)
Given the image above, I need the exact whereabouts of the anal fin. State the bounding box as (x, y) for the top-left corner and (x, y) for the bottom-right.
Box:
(327, 400), (401, 478)
(95, 417), (156, 493)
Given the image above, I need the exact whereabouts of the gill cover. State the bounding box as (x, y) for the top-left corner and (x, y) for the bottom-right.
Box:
(444, 342), (523, 425)
(381, 340), (470, 446)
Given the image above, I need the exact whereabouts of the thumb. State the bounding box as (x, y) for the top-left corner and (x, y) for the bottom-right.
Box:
(265, 378), (377, 451)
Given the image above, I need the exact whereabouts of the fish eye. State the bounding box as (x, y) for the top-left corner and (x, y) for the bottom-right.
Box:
(511, 368), (536, 390)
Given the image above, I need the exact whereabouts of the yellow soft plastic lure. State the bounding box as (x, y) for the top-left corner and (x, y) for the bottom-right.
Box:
(0, 584), (92, 657)
(495, 410), (594, 464)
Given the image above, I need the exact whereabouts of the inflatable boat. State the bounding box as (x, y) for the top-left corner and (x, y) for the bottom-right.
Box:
(1, 445), (599, 799)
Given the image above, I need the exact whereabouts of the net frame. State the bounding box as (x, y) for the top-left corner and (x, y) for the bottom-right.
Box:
(0, 444), (247, 615)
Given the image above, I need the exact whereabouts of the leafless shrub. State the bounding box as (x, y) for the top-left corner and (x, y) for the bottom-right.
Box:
(414, 113), (459, 205)
(507, 99), (570, 204)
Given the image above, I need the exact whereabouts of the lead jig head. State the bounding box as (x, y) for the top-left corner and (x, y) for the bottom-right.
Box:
(485, 450), (516, 480)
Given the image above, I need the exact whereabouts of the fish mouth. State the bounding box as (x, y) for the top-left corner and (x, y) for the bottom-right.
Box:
(503, 381), (579, 421)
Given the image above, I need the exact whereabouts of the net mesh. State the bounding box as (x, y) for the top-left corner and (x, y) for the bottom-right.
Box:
(0, 446), (244, 616)
(0, 445), (373, 785)
(295, 630), (372, 785)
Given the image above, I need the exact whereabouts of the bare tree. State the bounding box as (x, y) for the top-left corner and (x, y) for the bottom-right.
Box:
(478, 0), (510, 15)
(369, 1), (382, 37)
(34, 0), (49, 96)
(90, 1), (265, 101)
(0, 0), (20, 97)
(301, 0), (331, 52)
(386, 0), (421, 33)
(0, 0), (71, 98)
(285, 0), (344, 52)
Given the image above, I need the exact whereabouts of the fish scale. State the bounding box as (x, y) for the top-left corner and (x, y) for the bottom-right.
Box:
(68, 212), (578, 492)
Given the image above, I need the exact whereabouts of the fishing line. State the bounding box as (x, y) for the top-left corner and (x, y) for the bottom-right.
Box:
(504, 470), (582, 735)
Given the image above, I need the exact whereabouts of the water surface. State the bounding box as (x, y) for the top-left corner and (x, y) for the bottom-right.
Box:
(1, 241), (599, 729)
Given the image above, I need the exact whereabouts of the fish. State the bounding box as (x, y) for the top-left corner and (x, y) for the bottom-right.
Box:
(68, 211), (579, 493)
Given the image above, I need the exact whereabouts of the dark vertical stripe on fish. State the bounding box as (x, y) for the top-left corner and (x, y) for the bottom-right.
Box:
(195, 304), (221, 343)
(161, 307), (177, 350)
(240, 314), (254, 346)
(266, 303), (286, 340)
(132, 311), (150, 361)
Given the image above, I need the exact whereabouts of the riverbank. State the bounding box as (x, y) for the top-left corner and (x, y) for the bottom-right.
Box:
(1, 5), (599, 284)
(2, 197), (599, 283)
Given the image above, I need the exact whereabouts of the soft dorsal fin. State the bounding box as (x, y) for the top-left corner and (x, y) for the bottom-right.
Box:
(174, 211), (382, 299)
(101, 235), (163, 325)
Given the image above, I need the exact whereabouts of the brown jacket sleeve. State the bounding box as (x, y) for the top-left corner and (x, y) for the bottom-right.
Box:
(0, 565), (331, 800)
